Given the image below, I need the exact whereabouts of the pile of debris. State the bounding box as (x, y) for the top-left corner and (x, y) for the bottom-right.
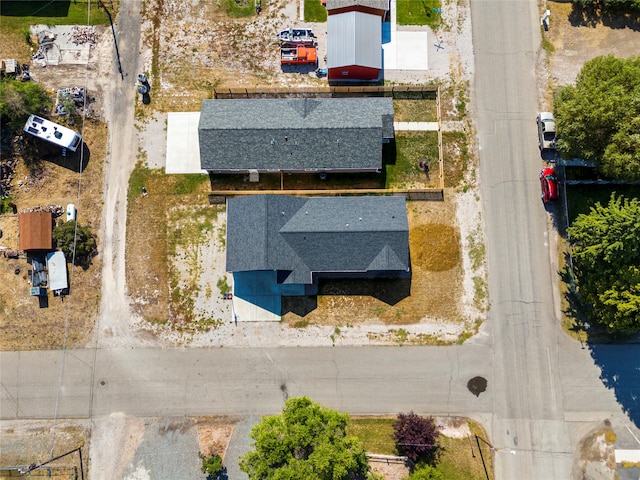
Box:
(20, 205), (64, 218)
(0, 155), (18, 198)
(71, 26), (98, 45)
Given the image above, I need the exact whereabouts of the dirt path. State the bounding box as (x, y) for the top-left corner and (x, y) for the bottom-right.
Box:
(95, 0), (145, 348)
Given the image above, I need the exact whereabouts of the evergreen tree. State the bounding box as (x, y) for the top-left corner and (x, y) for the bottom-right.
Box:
(52, 221), (96, 265)
(568, 194), (640, 333)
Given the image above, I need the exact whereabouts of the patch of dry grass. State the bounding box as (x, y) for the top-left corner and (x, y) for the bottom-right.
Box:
(393, 99), (438, 122)
(0, 120), (106, 350)
(126, 163), (212, 325)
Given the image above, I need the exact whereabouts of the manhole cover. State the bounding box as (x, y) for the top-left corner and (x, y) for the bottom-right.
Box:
(467, 376), (487, 397)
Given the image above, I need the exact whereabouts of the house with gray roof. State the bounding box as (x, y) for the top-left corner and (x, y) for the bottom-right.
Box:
(198, 97), (394, 176)
(226, 194), (410, 319)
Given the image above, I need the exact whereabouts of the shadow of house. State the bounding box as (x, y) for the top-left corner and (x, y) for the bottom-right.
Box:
(227, 195), (411, 320)
(588, 343), (640, 427)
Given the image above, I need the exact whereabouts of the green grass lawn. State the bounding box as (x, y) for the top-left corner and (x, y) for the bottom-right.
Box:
(0, 1), (112, 33)
(348, 417), (493, 480)
(304, 0), (327, 23)
(225, 0), (256, 18)
(385, 131), (438, 189)
(396, 0), (442, 27)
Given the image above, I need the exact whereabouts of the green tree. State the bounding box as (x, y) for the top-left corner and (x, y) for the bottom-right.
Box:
(198, 452), (224, 478)
(239, 396), (371, 480)
(407, 465), (444, 480)
(568, 194), (640, 333)
(58, 92), (78, 117)
(52, 220), (97, 265)
(554, 55), (640, 180)
(0, 79), (52, 130)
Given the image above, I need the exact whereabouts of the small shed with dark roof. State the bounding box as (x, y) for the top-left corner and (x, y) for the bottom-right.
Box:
(198, 97), (394, 175)
(226, 195), (410, 319)
(18, 211), (54, 252)
(326, 0), (387, 82)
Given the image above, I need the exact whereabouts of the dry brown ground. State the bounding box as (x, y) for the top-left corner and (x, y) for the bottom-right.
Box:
(542, 1), (640, 105)
(0, 420), (88, 479)
(0, 121), (106, 350)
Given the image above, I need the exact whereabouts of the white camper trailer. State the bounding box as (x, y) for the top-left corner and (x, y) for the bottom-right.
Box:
(23, 114), (82, 152)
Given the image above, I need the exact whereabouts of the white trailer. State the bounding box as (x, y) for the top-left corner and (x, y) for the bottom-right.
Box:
(23, 114), (82, 152)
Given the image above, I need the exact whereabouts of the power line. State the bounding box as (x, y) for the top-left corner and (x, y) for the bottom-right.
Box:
(47, 2), (94, 470)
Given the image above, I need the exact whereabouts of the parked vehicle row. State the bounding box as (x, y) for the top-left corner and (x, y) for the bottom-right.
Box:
(536, 112), (559, 203)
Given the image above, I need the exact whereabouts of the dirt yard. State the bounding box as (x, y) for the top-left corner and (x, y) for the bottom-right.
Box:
(539, 1), (640, 108)
(0, 120), (106, 350)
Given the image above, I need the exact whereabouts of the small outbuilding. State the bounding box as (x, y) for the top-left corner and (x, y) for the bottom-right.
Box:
(18, 211), (54, 252)
(326, 0), (388, 82)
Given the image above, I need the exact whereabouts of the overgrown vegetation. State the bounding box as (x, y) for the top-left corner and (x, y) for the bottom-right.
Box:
(396, 0), (442, 26)
(53, 220), (97, 266)
(0, 78), (52, 130)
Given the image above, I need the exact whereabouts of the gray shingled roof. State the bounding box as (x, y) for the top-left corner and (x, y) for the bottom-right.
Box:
(198, 98), (393, 172)
(327, 11), (382, 70)
(226, 195), (409, 285)
(326, 0), (388, 11)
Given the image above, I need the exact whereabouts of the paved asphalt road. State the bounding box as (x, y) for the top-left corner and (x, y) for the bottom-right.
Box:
(471, 0), (639, 478)
(1, 1), (640, 480)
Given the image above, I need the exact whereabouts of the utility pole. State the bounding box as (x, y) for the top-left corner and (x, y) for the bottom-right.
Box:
(475, 435), (490, 480)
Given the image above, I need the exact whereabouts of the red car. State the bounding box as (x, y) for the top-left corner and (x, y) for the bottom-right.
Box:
(539, 167), (559, 203)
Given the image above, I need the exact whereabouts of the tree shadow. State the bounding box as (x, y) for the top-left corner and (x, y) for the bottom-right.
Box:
(0, 1), (70, 16)
(587, 342), (640, 427)
(568, 3), (640, 31)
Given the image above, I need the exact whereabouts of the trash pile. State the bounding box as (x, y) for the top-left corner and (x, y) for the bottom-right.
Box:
(71, 26), (98, 45)
(20, 205), (64, 218)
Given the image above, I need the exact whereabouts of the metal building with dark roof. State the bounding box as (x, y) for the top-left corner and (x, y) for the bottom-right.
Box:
(226, 194), (410, 317)
(198, 97), (394, 174)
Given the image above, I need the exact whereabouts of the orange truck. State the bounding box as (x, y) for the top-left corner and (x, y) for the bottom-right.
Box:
(280, 46), (317, 65)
